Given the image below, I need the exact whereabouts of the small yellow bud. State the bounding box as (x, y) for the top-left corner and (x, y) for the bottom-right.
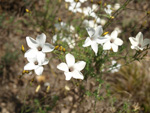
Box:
(22, 70), (29, 74)
(97, 1), (102, 5)
(21, 45), (25, 53)
(58, 17), (62, 22)
(35, 85), (41, 93)
(90, 0), (94, 3)
(25, 9), (31, 13)
(22, 70), (26, 74)
(75, 0), (79, 2)
(111, 8), (115, 11)
(102, 32), (109, 36)
(65, 3), (68, 9)
(55, 45), (59, 50)
(104, 3), (107, 7)
(46, 85), (50, 93)
(110, 48), (113, 51)
(62, 48), (66, 52)
(30, 77), (35, 83)
(59, 46), (63, 51)
(110, 16), (114, 19)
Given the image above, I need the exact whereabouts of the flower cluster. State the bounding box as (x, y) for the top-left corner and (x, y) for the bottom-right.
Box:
(83, 26), (150, 57)
(23, 2), (150, 81)
(24, 33), (54, 75)
(83, 25), (123, 55)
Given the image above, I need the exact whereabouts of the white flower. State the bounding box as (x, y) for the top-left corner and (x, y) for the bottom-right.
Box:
(114, 3), (120, 10)
(92, 4), (99, 11)
(24, 57), (49, 75)
(83, 26), (107, 55)
(54, 22), (67, 31)
(109, 60), (121, 73)
(69, 2), (82, 13)
(104, 5), (112, 16)
(57, 53), (86, 80)
(53, 34), (75, 48)
(103, 30), (123, 52)
(62, 36), (75, 49)
(83, 19), (97, 28)
(82, 7), (97, 18)
(129, 32), (150, 51)
(25, 33), (54, 62)
(69, 25), (75, 32)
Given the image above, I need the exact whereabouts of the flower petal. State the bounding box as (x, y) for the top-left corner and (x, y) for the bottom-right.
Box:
(37, 52), (46, 64)
(42, 58), (49, 65)
(131, 45), (139, 50)
(142, 39), (150, 47)
(57, 63), (69, 72)
(66, 53), (75, 67)
(34, 66), (44, 75)
(136, 32), (143, 44)
(103, 41), (111, 50)
(42, 43), (54, 52)
(24, 62), (36, 70)
(26, 36), (38, 49)
(86, 27), (95, 37)
(64, 72), (72, 80)
(114, 38), (123, 46)
(74, 61), (86, 71)
(93, 25), (103, 37)
(27, 57), (37, 63)
(96, 38), (108, 44)
(24, 49), (38, 58)
(91, 42), (98, 56)
(111, 43), (118, 52)
(36, 33), (46, 47)
(72, 70), (84, 80)
(83, 37), (92, 47)
(111, 30), (118, 39)
(129, 37), (138, 46)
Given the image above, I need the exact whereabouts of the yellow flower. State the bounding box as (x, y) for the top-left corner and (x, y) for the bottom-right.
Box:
(25, 9), (31, 13)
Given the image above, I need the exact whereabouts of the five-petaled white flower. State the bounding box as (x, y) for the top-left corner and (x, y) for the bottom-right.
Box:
(129, 32), (150, 51)
(25, 33), (54, 63)
(109, 60), (121, 73)
(68, 2), (82, 13)
(83, 26), (107, 55)
(103, 30), (123, 52)
(104, 5), (112, 16)
(24, 57), (49, 75)
(57, 53), (86, 81)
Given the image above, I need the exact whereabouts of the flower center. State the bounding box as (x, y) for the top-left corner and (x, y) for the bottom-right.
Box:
(37, 46), (42, 51)
(110, 39), (114, 43)
(69, 67), (74, 72)
(91, 37), (95, 40)
(138, 44), (141, 47)
(34, 61), (38, 65)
